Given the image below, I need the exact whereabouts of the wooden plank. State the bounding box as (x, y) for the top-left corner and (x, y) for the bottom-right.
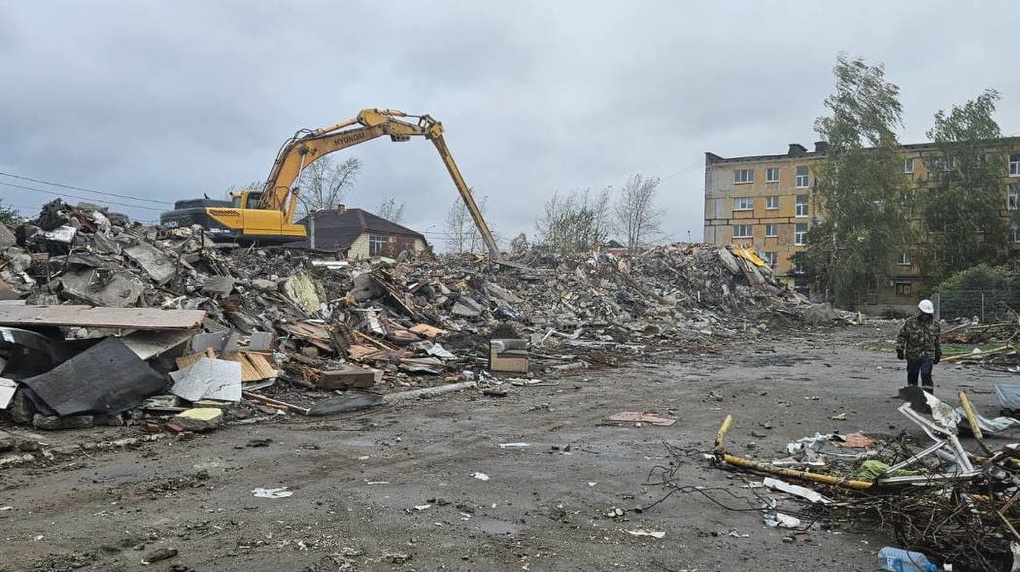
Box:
(0, 305), (205, 330)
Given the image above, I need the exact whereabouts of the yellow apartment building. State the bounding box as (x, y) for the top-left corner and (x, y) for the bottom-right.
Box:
(704, 140), (1020, 308)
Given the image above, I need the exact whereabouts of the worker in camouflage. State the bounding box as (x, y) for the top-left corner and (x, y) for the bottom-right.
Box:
(895, 299), (941, 393)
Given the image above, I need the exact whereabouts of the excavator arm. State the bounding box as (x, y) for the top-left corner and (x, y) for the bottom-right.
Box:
(257, 109), (502, 262)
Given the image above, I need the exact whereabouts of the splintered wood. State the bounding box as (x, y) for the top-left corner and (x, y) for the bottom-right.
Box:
(0, 305), (206, 330)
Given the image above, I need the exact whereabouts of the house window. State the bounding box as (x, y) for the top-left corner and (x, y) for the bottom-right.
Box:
(1012, 224), (1020, 244)
(733, 197), (754, 211)
(903, 158), (914, 174)
(765, 195), (779, 210)
(1010, 153), (1020, 177)
(369, 234), (388, 256)
(1010, 184), (1020, 210)
(894, 282), (912, 296)
(794, 223), (808, 246)
(795, 195), (808, 217)
(762, 251), (777, 267)
(795, 166), (809, 188)
(734, 169), (754, 184)
(898, 252), (911, 266)
(732, 224), (753, 239)
(766, 167), (780, 183)
(765, 223), (778, 237)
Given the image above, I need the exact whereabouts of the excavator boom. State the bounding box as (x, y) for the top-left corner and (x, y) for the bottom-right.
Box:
(258, 109), (502, 261)
(161, 109), (504, 262)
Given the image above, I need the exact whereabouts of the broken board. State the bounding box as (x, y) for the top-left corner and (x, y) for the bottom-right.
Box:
(604, 412), (677, 426)
(0, 305), (206, 331)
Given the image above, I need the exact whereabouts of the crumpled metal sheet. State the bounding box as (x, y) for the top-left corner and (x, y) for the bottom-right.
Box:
(20, 337), (168, 416)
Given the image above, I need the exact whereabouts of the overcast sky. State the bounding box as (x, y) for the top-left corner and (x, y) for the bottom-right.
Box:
(1, 1), (1017, 247)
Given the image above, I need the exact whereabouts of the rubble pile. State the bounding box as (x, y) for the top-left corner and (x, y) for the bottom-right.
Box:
(653, 388), (1020, 571)
(0, 200), (821, 433)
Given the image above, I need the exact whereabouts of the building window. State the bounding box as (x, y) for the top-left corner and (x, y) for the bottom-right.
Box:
(1010, 153), (1020, 177)
(732, 224), (753, 239)
(1012, 224), (1020, 244)
(895, 282), (912, 296)
(762, 251), (777, 267)
(1010, 184), (1020, 210)
(795, 166), (809, 188)
(794, 223), (808, 246)
(733, 197), (754, 211)
(766, 167), (780, 183)
(795, 195), (808, 217)
(369, 234), (388, 256)
(898, 252), (911, 266)
(765, 223), (778, 237)
(734, 169), (754, 184)
(903, 158), (914, 174)
(765, 195), (779, 210)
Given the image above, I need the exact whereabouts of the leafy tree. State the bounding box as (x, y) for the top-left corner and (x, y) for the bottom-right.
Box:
(0, 199), (19, 224)
(794, 55), (908, 308)
(296, 156), (361, 215)
(613, 174), (664, 252)
(937, 263), (1020, 292)
(376, 197), (406, 223)
(535, 188), (611, 254)
(919, 89), (1013, 282)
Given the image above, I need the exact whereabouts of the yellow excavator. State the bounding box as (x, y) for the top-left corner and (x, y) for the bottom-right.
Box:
(160, 109), (503, 262)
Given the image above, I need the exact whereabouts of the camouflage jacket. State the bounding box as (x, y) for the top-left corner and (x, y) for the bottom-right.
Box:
(896, 314), (942, 361)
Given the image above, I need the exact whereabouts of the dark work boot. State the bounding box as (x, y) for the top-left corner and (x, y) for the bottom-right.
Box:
(921, 374), (934, 394)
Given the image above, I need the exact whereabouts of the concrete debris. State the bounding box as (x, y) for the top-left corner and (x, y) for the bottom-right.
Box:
(171, 407), (223, 432)
(0, 199), (828, 432)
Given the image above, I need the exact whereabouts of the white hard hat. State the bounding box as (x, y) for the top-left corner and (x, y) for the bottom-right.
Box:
(918, 299), (934, 314)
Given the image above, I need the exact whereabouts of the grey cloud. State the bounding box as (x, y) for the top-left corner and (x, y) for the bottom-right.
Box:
(0, 0), (1016, 239)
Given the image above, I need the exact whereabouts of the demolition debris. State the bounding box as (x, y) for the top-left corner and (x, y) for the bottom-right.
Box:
(0, 199), (825, 436)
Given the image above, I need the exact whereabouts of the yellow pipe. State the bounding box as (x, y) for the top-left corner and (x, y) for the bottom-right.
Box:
(721, 453), (874, 490)
(714, 414), (733, 454)
(958, 391), (993, 455)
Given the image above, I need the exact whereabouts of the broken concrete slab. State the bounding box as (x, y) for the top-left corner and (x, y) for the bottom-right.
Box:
(33, 413), (93, 430)
(171, 407), (223, 431)
(201, 275), (236, 297)
(20, 337), (168, 416)
(123, 242), (176, 285)
(42, 225), (77, 244)
(452, 296), (484, 317)
(169, 357), (242, 402)
(5, 390), (34, 425)
(60, 270), (145, 307)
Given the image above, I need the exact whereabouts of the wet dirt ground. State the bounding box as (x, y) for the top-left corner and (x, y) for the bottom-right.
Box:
(1, 321), (1013, 571)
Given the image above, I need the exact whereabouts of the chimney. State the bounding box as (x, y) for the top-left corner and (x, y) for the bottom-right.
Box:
(336, 204), (346, 215)
(814, 141), (829, 153)
(787, 143), (807, 156)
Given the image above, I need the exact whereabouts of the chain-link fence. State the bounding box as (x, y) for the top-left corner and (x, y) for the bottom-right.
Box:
(933, 290), (1020, 322)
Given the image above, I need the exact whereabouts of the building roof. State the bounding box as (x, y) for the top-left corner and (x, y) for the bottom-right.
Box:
(706, 141), (941, 165)
(287, 207), (425, 251)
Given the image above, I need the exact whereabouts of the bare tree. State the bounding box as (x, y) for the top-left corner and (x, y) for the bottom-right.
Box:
(296, 156), (361, 215)
(444, 189), (486, 254)
(613, 174), (664, 252)
(376, 197), (406, 223)
(535, 188), (612, 254)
